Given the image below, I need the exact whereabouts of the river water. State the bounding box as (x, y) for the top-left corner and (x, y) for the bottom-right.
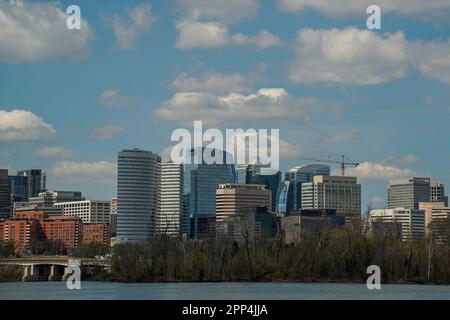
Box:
(0, 282), (449, 300)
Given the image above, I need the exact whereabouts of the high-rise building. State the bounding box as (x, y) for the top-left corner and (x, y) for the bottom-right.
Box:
(157, 162), (183, 237)
(236, 164), (281, 212)
(301, 175), (361, 218)
(284, 164), (331, 213)
(388, 177), (430, 210)
(430, 181), (448, 206)
(17, 169), (46, 198)
(0, 169), (11, 219)
(9, 175), (28, 202)
(215, 184), (272, 222)
(54, 200), (111, 224)
(369, 208), (425, 241)
(116, 149), (161, 243)
(183, 148), (235, 239)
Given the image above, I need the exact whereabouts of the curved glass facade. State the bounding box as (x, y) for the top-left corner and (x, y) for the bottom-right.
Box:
(276, 180), (294, 216)
(117, 149), (161, 243)
(285, 164), (330, 211)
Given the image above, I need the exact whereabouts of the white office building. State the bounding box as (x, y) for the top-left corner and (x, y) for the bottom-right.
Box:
(55, 200), (111, 224)
(301, 176), (361, 218)
(369, 208), (425, 241)
(157, 162), (183, 237)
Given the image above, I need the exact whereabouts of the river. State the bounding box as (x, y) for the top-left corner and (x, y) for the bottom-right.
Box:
(0, 282), (449, 300)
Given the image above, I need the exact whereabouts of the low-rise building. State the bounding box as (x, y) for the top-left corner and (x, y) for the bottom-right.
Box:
(419, 201), (450, 243)
(82, 223), (111, 246)
(280, 209), (345, 244)
(368, 208), (425, 241)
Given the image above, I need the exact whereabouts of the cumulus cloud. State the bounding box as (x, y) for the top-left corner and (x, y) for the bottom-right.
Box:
(0, 109), (56, 142)
(171, 71), (247, 94)
(100, 90), (132, 107)
(345, 162), (416, 181)
(290, 28), (407, 85)
(176, 0), (261, 24)
(409, 40), (450, 84)
(0, 1), (93, 63)
(34, 147), (74, 159)
(90, 125), (124, 140)
(52, 160), (117, 185)
(155, 88), (339, 126)
(103, 3), (158, 50)
(320, 128), (361, 143)
(277, 0), (450, 19)
(175, 20), (279, 50)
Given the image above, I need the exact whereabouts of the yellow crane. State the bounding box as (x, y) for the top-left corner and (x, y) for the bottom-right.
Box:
(299, 155), (360, 177)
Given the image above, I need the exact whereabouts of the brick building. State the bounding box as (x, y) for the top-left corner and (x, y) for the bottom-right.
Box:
(1, 211), (110, 251)
(82, 223), (111, 245)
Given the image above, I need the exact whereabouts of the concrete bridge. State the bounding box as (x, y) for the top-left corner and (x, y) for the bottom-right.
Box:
(0, 256), (111, 282)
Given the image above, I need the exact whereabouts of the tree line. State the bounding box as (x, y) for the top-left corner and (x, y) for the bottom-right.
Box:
(1, 222), (449, 284)
(109, 223), (450, 284)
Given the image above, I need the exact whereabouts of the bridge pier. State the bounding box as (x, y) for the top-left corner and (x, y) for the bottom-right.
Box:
(22, 264), (39, 282)
(48, 265), (63, 281)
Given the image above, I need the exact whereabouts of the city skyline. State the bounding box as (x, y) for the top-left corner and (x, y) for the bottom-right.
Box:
(1, 0), (450, 210)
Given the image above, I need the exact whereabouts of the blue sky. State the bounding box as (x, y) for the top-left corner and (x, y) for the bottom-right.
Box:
(0, 0), (450, 210)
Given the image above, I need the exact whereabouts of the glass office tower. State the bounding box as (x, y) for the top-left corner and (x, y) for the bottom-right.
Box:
(183, 148), (235, 239)
(285, 164), (331, 212)
(116, 149), (161, 243)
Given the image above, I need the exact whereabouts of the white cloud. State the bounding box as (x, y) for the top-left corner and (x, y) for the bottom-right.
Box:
(409, 40), (450, 84)
(371, 196), (385, 205)
(321, 128), (361, 143)
(345, 162), (416, 181)
(34, 147), (73, 159)
(155, 88), (339, 126)
(52, 160), (117, 185)
(100, 90), (132, 107)
(171, 71), (247, 94)
(104, 3), (158, 50)
(277, 0), (450, 19)
(176, 0), (261, 24)
(0, 109), (56, 142)
(290, 28), (407, 85)
(232, 30), (281, 49)
(0, 1), (93, 63)
(90, 125), (124, 140)
(386, 154), (422, 165)
(175, 20), (279, 50)
(175, 20), (230, 49)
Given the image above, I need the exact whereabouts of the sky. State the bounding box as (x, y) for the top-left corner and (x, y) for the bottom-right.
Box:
(0, 0), (449, 210)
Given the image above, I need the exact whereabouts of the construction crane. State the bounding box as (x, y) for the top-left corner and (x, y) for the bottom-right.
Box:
(299, 155), (360, 176)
